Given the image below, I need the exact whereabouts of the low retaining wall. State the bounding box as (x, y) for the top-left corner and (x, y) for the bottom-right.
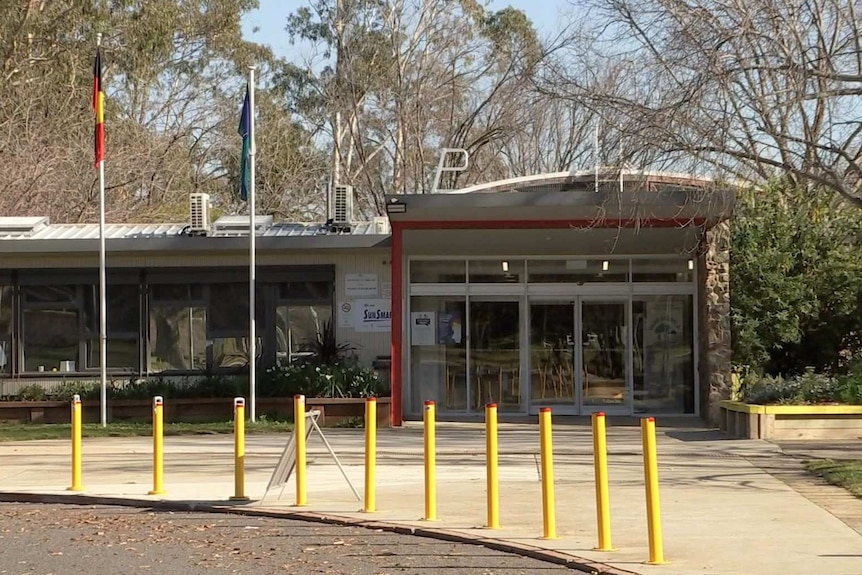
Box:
(719, 401), (862, 440)
(0, 397), (391, 428)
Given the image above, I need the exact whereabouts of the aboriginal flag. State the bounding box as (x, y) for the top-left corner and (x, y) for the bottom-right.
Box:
(93, 49), (105, 166)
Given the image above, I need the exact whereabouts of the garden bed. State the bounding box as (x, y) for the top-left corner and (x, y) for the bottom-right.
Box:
(719, 401), (862, 440)
(0, 396), (391, 428)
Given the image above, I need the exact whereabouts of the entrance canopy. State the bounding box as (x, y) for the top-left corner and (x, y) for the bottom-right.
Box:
(385, 170), (735, 226)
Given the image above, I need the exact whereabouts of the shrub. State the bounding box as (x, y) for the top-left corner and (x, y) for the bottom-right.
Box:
(17, 384), (47, 401)
(836, 372), (862, 405)
(51, 381), (99, 401)
(260, 360), (383, 399)
(308, 319), (356, 365)
(110, 378), (176, 400)
(185, 375), (245, 399)
(739, 368), (861, 405)
(2, 363), (385, 402)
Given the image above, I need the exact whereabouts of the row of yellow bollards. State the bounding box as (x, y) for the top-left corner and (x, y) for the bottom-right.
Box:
(65, 395), (664, 565)
(421, 401), (665, 564)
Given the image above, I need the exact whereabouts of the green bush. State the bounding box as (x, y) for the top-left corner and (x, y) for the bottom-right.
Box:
(17, 384), (47, 401)
(836, 372), (862, 405)
(184, 375), (246, 399)
(110, 378), (176, 400)
(740, 368), (862, 405)
(731, 182), (862, 376)
(260, 361), (383, 398)
(3, 362), (385, 402)
(51, 381), (100, 401)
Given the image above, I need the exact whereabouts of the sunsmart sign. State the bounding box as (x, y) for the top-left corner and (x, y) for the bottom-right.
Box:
(354, 299), (391, 332)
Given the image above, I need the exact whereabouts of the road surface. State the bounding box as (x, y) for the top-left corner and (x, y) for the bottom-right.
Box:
(0, 503), (576, 574)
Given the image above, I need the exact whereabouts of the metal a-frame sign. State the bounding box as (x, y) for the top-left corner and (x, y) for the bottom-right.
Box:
(264, 409), (360, 502)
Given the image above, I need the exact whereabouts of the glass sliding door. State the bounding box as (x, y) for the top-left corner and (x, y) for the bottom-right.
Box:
(469, 300), (521, 411)
(529, 302), (576, 411)
(409, 296), (467, 412)
(580, 300), (630, 411)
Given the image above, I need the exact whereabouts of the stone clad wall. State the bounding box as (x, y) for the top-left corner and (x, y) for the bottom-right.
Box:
(699, 221), (732, 425)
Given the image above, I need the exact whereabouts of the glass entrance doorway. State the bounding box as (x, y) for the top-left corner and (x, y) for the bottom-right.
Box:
(529, 299), (630, 414)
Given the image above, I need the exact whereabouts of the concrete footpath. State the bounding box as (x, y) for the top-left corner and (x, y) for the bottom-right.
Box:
(1, 422), (861, 575)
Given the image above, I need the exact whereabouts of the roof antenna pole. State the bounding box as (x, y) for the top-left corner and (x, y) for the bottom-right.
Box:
(594, 124), (600, 194)
(619, 137), (624, 193)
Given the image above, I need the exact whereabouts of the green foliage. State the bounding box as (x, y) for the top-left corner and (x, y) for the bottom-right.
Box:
(107, 376), (246, 400)
(260, 361), (383, 399)
(16, 385), (47, 401)
(52, 381), (100, 402)
(806, 460), (862, 499)
(5, 365), (383, 402)
(740, 368), (862, 405)
(731, 181), (862, 376)
(309, 319), (356, 365)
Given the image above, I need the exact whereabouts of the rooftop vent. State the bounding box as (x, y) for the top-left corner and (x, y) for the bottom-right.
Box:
(0, 217), (49, 237)
(212, 214), (273, 236)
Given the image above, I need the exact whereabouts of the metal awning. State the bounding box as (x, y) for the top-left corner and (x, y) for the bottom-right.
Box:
(385, 171), (735, 225)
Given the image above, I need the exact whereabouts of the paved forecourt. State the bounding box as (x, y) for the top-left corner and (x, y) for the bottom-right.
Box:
(1, 423), (860, 575)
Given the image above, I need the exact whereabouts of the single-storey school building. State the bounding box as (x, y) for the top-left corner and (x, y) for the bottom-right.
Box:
(0, 170), (734, 424)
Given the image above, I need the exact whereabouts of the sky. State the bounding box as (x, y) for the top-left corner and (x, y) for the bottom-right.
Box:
(241, 0), (569, 59)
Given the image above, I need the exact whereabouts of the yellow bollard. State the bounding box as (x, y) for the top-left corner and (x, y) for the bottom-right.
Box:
(363, 396), (377, 513)
(230, 397), (249, 501)
(423, 400), (437, 521)
(295, 394), (307, 506)
(67, 394), (84, 492)
(642, 417), (666, 564)
(485, 403), (500, 529)
(539, 407), (557, 539)
(592, 412), (614, 551)
(148, 396), (166, 495)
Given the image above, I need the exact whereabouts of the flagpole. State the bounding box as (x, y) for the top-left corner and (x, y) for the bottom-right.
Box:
(97, 33), (108, 427)
(248, 65), (257, 422)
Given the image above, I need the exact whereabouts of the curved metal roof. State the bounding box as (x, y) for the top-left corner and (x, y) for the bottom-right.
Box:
(443, 169), (720, 195)
(386, 169), (735, 224)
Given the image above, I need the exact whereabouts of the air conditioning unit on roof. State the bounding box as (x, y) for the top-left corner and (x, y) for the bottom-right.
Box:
(332, 184), (354, 226)
(189, 193), (210, 234)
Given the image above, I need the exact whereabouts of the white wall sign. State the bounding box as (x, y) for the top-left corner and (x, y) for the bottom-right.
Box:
(345, 273), (378, 297)
(411, 312), (436, 346)
(339, 301), (353, 328)
(354, 299), (391, 332)
(381, 281), (392, 299)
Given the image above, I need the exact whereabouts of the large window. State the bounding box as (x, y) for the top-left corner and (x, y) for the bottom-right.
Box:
(528, 259), (627, 283)
(208, 282), (257, 369)
(276, 281), (333, 366)
(631, 259), (694, 282)
(0, 287), (11, 374)
(0, 266), (337, 377)
(410, 261), (466, 283)
(148, 284), (206, 372)
(22, 286), (80, 373)
(633, 295), (695, 413)
(85, 284), (141, 370)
